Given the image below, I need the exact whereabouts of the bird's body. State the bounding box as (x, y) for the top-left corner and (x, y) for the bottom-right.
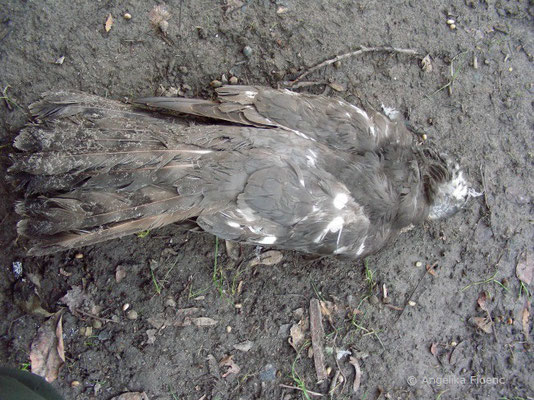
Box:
(9, 86), (476, 257)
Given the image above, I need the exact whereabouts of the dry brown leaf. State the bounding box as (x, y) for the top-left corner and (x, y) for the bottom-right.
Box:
(421, 54), (433, 72)
(21, 293), (54, 317)
(310, 299), (327, 382)
(105, 14), (113, 32)
(349, 356), (362, 393)
(473, 316), (493, 334)
(149, 4), (171, 33)
(248, 250), (283, 267)
(60, 285), (93, 314)
(115, 265), (127, 283)
(430, 342), (438, 356)
(110, 392), (149, 400)
(192, 317), (217, 326)
(146, 329), (157, 345)
(288, 320), (305, 351)
(30, 312), (65, 382)
(521, 301), (530, 340)
(516, 251), (533, 285)
(477, 291), (489, 312)
(219, 354), (241, 378)
(233, 340), (253, 352)
(328, 82), (345, 92)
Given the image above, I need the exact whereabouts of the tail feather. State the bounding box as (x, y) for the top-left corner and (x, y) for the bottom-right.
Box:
(10, 91), (235, 255)
(23, 211), (193, 256)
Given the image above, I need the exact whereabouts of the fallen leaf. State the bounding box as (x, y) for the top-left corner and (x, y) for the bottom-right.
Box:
(521, 301), (530, 340)
(516, 251), (533, 285)
(430, 342), (438, 356)
(149, 4), (171, 33)
(219, 355), (241, 378)
(105, 14), (113, 32)
(109, 392), (149, 400)
(473, 316), (493, 334)
(288, 320), (305, 351)
(115, 265), (127, 283)
(328, 82), (345, 92)
(30, 313), (65, 382)
(477, 291), (489, 312)
(349, 356), (362, 393)
(192, 317), (217, 326)
(233, 340), (253, 352)
(421, 54), (433, 72)
(310, 299), (327, 382)
(248, 250), (283, 267)
(146, 329), (157, 345)
(21, 293), (54, 317)
(60, 286), (93, 314)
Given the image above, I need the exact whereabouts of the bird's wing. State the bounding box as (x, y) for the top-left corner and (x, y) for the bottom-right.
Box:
(136, 85), (413, 152)
(197, 160), (371, 258)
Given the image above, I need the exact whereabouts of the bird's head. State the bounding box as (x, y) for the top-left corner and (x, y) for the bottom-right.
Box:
(427, 158), (481, 220)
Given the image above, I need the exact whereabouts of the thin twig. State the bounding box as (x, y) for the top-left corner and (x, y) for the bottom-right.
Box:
(290, 46), (421, 85)
(279, 384), (324, 397)
(75, 308), (120, 324)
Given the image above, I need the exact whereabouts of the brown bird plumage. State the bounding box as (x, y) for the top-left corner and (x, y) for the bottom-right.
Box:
(9, 86), (478, 256)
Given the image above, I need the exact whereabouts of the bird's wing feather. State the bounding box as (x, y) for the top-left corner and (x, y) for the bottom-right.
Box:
(137, 85), (414, 152)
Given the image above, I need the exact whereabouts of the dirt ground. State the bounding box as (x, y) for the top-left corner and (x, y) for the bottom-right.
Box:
(0, 1), (533, 399)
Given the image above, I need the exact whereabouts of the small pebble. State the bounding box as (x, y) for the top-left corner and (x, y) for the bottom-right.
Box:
(408, 300), (417, 306)
(229, 76), (238, 85)
(243, 46), (253, 58)
(126, 310), (138, 320)
(446, 19), (455, 25)
(449, 24), (456, 30)
(451, 341), (457, 347)
(74, 253), (84, 259)
(383, 297), (391, 304)
(368, 295), (379, 305)
(506, 317), (513, 325)
(333, 60), (342, 69)
(210, 79), (222, 88)
(179, 66), (188, 74)
(123, 13), (132, 20)
(221, 74), (228, 84)
(71, 381), (81, 387)
(83, 326), (93, 337)
(182, 83), (192, 91)
(508, 67), (513, 72)
(122, 303), (130, 311)
(235, 303), (243, 309)
(326, 366), (332, 376)
(226, 326), (232, 333)
(164, 297), (176, 307)
(92, 319), (103, 329)
(415, 261), (423, 267)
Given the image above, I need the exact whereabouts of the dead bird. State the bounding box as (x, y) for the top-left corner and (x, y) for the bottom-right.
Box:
(9, 86), (480, 257)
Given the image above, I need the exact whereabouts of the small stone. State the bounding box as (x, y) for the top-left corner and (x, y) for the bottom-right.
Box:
(210, 80), (222, 88)
(506, 317), (513, 325)
(179, 66), (188, 74)
(229, 76), (238, 85)
(326, 366), (332, 376)
(446, 19), (455, 25)
(243, 46), (253, 58)
(449, 23), (456, 30)
(92, 319), (103, 329)
(408, 300), (417, 307)
(71, 380), (81, 387)
(182, 84), (192, 91)
(235, 303), (242, 309)
(74, 253), (84, 259)
(221, 74), (228, 84)
(508, 67), (513, 72)
(164, 297), (176, 307)
(122, 303), (130, 311)
(259, 364), (277, 382)
(333, 60), (342, 69)
(126, 310), (138, 320)
(83, 326), (93, 337)
(226, 326), (232, 333)
(383, 297), (391, 304)
(123, 13), (132, 20)
(415, 261), (423, 267)
(451, 341), (457, 347)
